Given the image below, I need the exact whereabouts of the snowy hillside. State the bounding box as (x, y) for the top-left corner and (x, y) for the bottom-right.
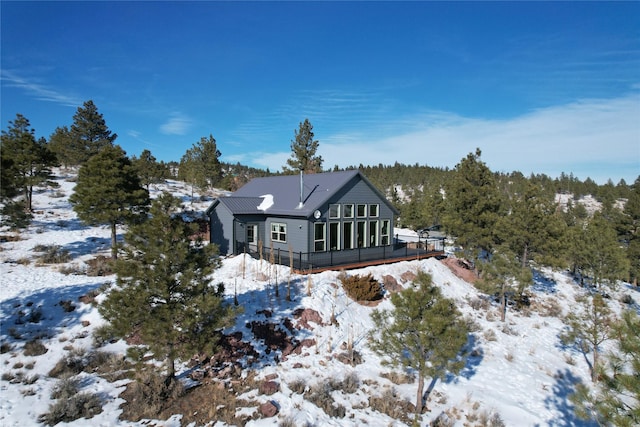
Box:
(1, 171), (634, 426)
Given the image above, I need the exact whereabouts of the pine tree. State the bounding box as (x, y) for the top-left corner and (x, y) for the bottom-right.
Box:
(178, 135), (222, 193)
(1, 114), (58, 227)
(48, 126), (74, 168)
(621, 177), (640, 285)
(69, 100), (117, 165)
(497, 182), (567, 269)
(562, 293), (616, 383)
(283, 118), (323, 174)
(578, 213), (630, 290)
(369, 271), (468, 416)
(69, 145), (149, 259)
(132, 149), (168, 190)
(476, 246), (531, 322)
(99, 192), (235, 381)
(442, 148), (503, 269)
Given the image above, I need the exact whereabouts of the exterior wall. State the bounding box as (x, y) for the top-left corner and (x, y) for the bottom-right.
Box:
(209, 204), (234, 255)
(265, 217), (309, 253)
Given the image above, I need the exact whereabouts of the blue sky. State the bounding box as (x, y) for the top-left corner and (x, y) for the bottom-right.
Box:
(2, 1), (639, 184)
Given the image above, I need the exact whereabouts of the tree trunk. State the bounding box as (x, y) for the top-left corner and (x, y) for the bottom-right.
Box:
(592, 347), (599, 383)
(110, 222), (118, 260)
(415, 373), (425, 414)
(521, 243), (528, 269)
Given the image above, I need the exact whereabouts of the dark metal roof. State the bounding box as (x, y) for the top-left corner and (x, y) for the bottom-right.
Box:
(209, 170), (398, 217)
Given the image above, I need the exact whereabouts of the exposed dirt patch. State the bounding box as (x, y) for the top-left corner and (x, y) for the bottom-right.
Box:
(441, 257), (479, 284)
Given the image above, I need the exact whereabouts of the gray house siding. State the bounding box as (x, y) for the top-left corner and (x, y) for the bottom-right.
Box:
(265, 217), (309, 253)
(209, 202), (234, 255)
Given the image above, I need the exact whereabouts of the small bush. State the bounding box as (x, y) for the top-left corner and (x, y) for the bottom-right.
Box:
(483, 329), (497, 342)
(119, 369), (184, 421)
(1, 342), (13, 354)
(369, 388), (414, 422)
(36, 245), (71, 264)
(23, 339), (48, 356)
(339, 273), (383, 302)
(85, 256), (114, 277)
(329, 372), (359, 394)
(307, 382), (346, 418)
(39, 391), (102, 426)
(288, 379), (307, 394)
(16, 257), (31, 265)
(51, 377), (80, 400)
(49, 349), (85, 378)
(380, 371), (414, 385)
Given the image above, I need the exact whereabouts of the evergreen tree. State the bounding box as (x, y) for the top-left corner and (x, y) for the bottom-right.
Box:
(69, 100), (117, 165)
(132, 149), (168, 190)
(497, 182), (566, 269)
(442, 148), (503, 269)
(99, 192), (235, 381)
(69, 145), (149, 259)
(476, 246), (531, 322)
(369, 271), (468, 416)
(570, 309), (639, 425)
(48, 126), (74, 169)
(577, 213), (630, 290)
(562, 293), (617, 383)
(621, 177), (640, 285)
(0, 114), (58, 226)
(178, 135), (222, 193)
(283, 118), (323, 174)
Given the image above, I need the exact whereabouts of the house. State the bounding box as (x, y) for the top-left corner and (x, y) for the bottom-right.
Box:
(206, 170), (442, 272)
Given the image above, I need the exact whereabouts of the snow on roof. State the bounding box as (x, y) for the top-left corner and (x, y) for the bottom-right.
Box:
(256, 194), (274, 211)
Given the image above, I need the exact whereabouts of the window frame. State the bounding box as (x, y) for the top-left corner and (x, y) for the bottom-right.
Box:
(270, 222), (287, 243)
(329, 203), (341, 219)
(343, 204), (354, 218)
(356, 204), (367, 218)
(314, 222), (326, 252)
(369, 204), (379, 218)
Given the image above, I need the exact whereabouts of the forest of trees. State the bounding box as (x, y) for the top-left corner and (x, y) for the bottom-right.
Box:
(1, 103), (639, 425)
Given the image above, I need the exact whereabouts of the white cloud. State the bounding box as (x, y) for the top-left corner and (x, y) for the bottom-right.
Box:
(320, 93), (640, 184)
(1, 69), (82, 107)
(160, 113), (192, 135)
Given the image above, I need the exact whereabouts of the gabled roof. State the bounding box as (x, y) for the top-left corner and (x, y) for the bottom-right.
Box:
(208, 170), (398, 218)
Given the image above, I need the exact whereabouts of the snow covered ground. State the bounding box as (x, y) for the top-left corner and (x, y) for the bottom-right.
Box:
(1, 171), (633, 426)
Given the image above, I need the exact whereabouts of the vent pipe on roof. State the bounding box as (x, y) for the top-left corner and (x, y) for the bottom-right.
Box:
(298, 170), (304, 208)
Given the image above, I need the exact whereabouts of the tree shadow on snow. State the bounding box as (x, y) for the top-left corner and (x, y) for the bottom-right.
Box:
(0, 282), (106, 350)
(62, 236), (113, 259)
(443, 333), (484, 384)
(531, 269), (558, 294)
(542, 368), (598, 427)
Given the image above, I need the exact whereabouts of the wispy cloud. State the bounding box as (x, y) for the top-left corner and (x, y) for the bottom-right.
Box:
(318, 93), (640, 184)
(240, 92), (639, 184)
(159, 113), (192, 135)
(0, 69), (82, 107)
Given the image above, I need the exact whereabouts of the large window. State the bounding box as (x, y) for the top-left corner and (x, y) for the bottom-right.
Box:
(343, 204), (354, 218)
(329, 222), (340, 251)
(381, 220), (390, 245)
(343, 221), (354, 249)
(329, 204), (341, 219)
(314, 223), (326, 251)
(357, 221), (366, 248)
(271, 223), (287, 242)
(369, 220), (379, 247)
(369, 204), (379, 217)
(357, 204), (367, 218)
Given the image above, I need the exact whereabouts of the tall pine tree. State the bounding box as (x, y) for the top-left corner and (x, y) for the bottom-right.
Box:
(283, 118), (323, 174)
(442, 148), (503, 270)
(99, 192), (235, 381)
(69, 100), (117, 165)
(1, 114), (58, 227)
(69, 145), (149, 259)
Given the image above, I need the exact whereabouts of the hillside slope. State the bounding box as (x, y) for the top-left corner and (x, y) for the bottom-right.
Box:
(1, 171), (633, 426)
